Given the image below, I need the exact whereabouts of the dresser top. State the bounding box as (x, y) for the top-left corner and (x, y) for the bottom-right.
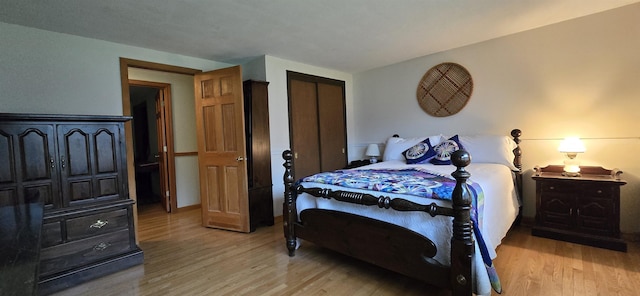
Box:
(533, 165), (625, 184)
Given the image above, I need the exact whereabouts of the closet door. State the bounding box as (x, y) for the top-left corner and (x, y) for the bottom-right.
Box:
(287, 72), (346, 179)
(289, 79), (321, 179)
(317, 83), (347, 172)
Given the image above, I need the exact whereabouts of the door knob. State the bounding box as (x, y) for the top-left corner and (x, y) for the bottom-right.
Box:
(236, 156), (245, 161)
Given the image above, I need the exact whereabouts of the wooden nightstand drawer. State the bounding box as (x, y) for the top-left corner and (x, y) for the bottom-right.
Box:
(39, 228), (132, 277)
(582, 184), (614, 198)
(66, 208), (129, 241)
(539, 182), (573, 193)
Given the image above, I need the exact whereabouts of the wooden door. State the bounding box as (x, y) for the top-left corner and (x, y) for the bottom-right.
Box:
(155, 90), (171, 212)
(289, 79), (321, 179)
(194, 65), (250, 232)
(317, 83), (347, 172)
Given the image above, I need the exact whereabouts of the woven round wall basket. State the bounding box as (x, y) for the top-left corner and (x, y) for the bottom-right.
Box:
(416, 62), (473, 117)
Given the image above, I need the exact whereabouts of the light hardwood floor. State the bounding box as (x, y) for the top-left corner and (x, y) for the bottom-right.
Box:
(52, 204), (640, 296)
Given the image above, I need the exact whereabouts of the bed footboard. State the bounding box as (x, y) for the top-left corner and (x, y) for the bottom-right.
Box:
(282, 150), (474, 296)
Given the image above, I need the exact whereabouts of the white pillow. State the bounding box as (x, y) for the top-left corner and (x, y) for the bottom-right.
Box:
(382, 134), (443, 162)
(458, 135), (519, 171)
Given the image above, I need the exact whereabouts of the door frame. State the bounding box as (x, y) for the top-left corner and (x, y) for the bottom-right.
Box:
(119, 58), (202, 239)
(129, 80), (175, 212)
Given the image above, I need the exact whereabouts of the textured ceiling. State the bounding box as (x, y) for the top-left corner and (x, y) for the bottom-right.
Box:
(1, 0), (638, 73)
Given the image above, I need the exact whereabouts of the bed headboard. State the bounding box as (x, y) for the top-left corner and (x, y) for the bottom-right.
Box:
(390, 129), (522, 173)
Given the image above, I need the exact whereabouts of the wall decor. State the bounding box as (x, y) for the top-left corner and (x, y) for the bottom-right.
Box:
(416, 62), (473, 117)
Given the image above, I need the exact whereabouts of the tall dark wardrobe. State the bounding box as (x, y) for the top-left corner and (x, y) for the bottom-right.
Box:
(243, 80), (274, 231)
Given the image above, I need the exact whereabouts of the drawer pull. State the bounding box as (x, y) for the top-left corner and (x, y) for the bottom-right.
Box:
(93, 242), (111, 251)
(597, 190), (602, 194)
(90, 220), (109, 229)
(549, 186), (555, 190)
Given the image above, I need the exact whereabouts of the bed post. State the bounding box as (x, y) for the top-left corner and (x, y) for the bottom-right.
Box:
(511, 129), (523, 225)
(282, 150), (297, 256)
(450, 150), (473, 296)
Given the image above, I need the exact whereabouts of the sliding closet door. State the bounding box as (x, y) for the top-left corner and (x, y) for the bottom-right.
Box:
(288, 71), (347, 179)
(289, 79), (321, 179)
(317, 83), (347, 172)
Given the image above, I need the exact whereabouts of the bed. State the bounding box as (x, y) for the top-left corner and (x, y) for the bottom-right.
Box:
(282, 129), (522, 296)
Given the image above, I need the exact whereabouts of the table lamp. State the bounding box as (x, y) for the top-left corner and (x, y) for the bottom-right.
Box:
(365, 144), (380, 163)
(558, 137), (586, 177)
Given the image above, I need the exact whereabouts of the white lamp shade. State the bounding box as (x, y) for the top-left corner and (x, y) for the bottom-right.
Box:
(365, 144), (380, 157)
(558, 137), (586, 153)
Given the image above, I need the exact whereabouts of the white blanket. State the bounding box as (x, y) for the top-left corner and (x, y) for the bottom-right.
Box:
(296, 160), (520, 295)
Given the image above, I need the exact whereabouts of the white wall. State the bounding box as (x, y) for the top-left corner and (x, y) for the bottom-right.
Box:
(352, 4), (640, 233)
(0, 22), (231, 114)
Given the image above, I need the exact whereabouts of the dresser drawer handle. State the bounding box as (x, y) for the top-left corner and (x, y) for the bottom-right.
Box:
(90, 220), (109, 229)
(597, 190), (602, 194)
(93, 242), (111, 251)
(549, 186), (555, 190)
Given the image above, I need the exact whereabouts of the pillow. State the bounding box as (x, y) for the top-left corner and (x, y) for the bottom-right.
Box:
(430, 135), (464, 165)
(402, 138), (437, 164)
(382, 134), (443, 162)
(458, 135), (519, 171)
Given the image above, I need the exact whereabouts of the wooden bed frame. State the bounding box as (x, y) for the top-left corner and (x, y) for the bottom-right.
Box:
(282, 129), (522, 296)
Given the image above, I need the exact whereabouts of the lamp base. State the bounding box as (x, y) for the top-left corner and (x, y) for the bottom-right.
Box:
(369, 157), (378, 164)
(562, 171), (581, 177)
(563, 159), (581, 177)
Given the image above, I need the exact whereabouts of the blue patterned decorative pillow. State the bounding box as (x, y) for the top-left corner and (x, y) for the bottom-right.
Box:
(430, 135), (464, 165)
(402, 138), (436, 164)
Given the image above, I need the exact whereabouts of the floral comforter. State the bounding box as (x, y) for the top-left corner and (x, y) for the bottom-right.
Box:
(302, 167), (485, 226)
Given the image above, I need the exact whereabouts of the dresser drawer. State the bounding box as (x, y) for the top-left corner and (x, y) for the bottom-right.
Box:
(39, 228), (133, 277)
(41, 220), (63, 248)
(66, 208), (130, 241)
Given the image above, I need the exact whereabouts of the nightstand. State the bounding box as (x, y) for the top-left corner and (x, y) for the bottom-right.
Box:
(344, 159), (372, 169)
(531, 165), (627, 251)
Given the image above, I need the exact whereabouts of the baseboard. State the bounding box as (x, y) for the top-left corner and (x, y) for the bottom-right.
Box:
(622, 232), (640, 242)
(274, 215), (283, 224)
(520, 216), (535, 227)
(174, 204), (201, 213)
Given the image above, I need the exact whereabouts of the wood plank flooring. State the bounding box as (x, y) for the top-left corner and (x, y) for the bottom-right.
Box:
(52, 204), (640, 296)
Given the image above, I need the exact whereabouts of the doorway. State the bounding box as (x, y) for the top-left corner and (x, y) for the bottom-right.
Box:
(129, 83), (173, 213)
(119, 58), (203, 236)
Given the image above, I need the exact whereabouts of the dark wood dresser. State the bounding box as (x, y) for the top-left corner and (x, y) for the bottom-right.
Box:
(0, 113), (143, 295)
(531, 165), (627, 251)
(243, 80), (274, 231)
